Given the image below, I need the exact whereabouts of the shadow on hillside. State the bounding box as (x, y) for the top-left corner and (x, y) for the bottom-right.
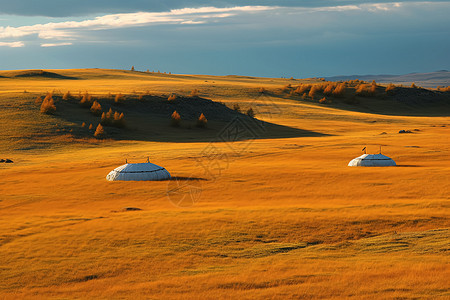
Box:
(55, 95), (328, 143)
(328, 88), (450, 117)
(9, 70), (79, 80)
(280, 86), (450, 117)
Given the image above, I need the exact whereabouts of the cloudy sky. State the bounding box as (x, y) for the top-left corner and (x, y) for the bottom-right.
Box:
(0, 1), (449, 77)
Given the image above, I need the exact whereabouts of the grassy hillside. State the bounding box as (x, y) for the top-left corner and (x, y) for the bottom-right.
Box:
(0, 69), (449, 299)
(1, 69), (449, 152)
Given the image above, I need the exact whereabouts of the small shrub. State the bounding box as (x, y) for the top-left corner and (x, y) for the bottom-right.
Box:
(35, 96), (43, 105)
(168, 94), (176, 101)
(131, 66), (135, 71)
(233, 103), (241, 112)
(40, 94), (56, 114)
(319, 97), (327, 104)
(81, 122), (86, 128)
(171, 110), (181, 127)
(411, 82), (418, 88)
(246, 107), (255, 118)
(94, 124), (105, 138)
(196, 113), (207, 128)
(88, 124), (93, 130)
(258, 87), (266, 94)
(90, 100), (102, 116)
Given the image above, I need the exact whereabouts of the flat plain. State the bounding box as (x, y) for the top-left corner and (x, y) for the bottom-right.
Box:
(0, 69), (449, 299)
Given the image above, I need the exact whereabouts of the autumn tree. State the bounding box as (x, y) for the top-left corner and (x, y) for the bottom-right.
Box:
(62, 91), (72, 100)
(168, 94), (176, 101)
(281, 84), (291, 93)
(94, 124), (105, 138)
(308, 85), (320, 99)
(115, 93), (124, 104)
(101, 108), (125, 127)
(370, 80), (377, 94)
(80, 92), (92, 108)
(171, 110), (181, 127)
(385, 83), (396, 94)
(332, 83), (346, 97)
(355, 84), (367, 96)
(101, 108), (113, 126)
(323, 84), (335, 95)
(40, 94), (56, 114)
(196, 113), (207, 128)
(90, 100), (102, 116)
(113, 111), (125, 128)
(295, 84), (310, 94)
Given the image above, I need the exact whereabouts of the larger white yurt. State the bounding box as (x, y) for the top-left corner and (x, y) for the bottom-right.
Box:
(348, 153), (396, 167)
(106, 160), (171, 181)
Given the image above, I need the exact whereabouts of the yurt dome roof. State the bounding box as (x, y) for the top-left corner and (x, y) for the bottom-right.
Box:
(106, 162), (171, 181)
(348, 153), (396, 167)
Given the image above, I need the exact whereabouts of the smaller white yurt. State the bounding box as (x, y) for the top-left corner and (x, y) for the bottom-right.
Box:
(106, 160), (171, 181)
(348, 153), (396, 167)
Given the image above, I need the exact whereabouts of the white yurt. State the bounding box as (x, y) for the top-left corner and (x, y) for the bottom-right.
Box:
(348, 153), (396, 167)
(106, 161), (171, 181)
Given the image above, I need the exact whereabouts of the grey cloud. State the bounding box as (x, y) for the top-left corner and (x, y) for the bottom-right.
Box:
(1, 0), (449, 17)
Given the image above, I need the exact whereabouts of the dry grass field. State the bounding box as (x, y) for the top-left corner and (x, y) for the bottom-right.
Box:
(0, 69), (449, 299)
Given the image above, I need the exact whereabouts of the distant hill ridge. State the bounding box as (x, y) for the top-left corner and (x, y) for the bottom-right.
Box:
(326, 70), (450, 88)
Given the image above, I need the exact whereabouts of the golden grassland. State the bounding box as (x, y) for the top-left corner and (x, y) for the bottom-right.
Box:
(0, 69), (449, 299)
